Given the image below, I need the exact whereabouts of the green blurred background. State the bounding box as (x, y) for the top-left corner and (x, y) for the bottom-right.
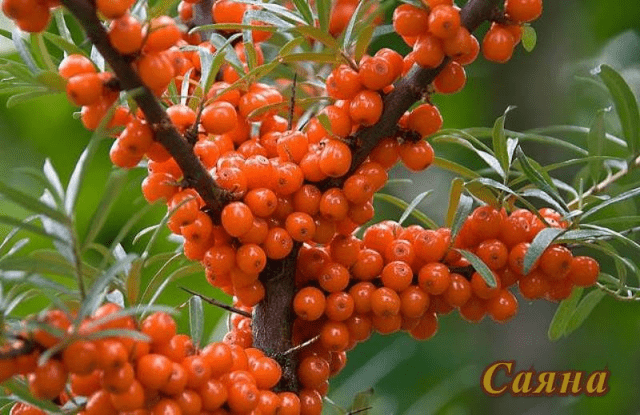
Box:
(1, 1), (639, 414)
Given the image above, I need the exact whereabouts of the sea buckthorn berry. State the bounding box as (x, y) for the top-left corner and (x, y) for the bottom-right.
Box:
(251, 357), (282, 390)
(349, 281), (376, 314)
(155, 334), (194, 363)
(539, 244), (573, 280)
(181, 211), (213, 245)
(279, 392), (301, 415)
(443, 27), (473, 60)
(359, 56), (397, 91)
(137, 52), (175, 92)
(482, 26), (516, 63)
(221, 202), (254, 237)
(298, 356), (330, 390)
(273, 161), (305, 196)
(236, 243), (267, 274)
(144, 16), (181, 53)
(110, 380), (145, 412)
(369, 137), (399, 169)
(227, 381), (259, 413)
(428, 5), (461, 39)
(433, 60), (466, 94)
(454, 33), (480, 65)
(70, 371), (101, 396)
(384, 239), (415, 265)
(476, 239), (508, 270)
(319, 188), (349, 221)
(293, 184), (322, 215)
(141, 312), (177, 345)
(418, 262), (451, 295)
(408, 103), (443, 138)
(183, 355), (212, 389)
(66, 73), (103, 106)
(299, 389), (323, 415)
(400, 285), (430, 318)
(294, 287), (326, 321)
(326, 64), (362, 100)
(277, 131), (309, 164)
(318, 262), (350, 293)
(263, 227), (293, 259)
(62, 340), (98, 375)
(505, 0), (543, 22)
(322, 105), (353, 138)
(487, 289), (519, 322)
(343, 175), (375, 205)
(320, 321), (350, 351)
(351, 249), (384, 281)
(244, 155), (275, 189)
(349, 90), (383, 126)
(568, 256), (600, 287)
(518, 270), (549, 300)
(413, 33), (445, 68)
(371, 287), (401, 317)
(102, 362), (135, 394)
(470, 272), (501, 299)
(399, 140), (435, 171)
(508, 242), (533, 275)
(330, 234), (361, 267)
(381, 261), (414, 292)
(325, 291), (355, 321)
(546, 278), (574, 302)
(375, 48), (404, 79)
(109, 14), (143, 55)
(443, 273), (472, 307)
(201, 101), (238, 135)
(355, 161), (388, 191)
(392, 4), (429, 37)
(96, 0), (134, 19)
(414, 230), (448, 263)
(29, 359), (67, 400)
(363, 222), (395, 253)
(142, 172), (178, 203)
(459, 295), (487, 323)
(284, 212), (315, 242)
(96, 339), (129, 371)
(136, 354), (172, 390)
(58, 54), (95, 79)
(319, 139), (352, 178)
(409, 311), (438, 340)
(468, 205), (503, 240)
(499, 214), (532, 248)
(244, 188), (277, 218)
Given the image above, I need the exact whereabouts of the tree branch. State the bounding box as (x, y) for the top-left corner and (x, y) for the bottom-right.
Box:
(60, 0), (227, 219)
(322, 0), (503, 190)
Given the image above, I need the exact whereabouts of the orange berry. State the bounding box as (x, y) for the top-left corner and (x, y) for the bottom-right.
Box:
(392, 4), (429, 37)
(96, 0), (134, 19)
(349, 90), (383, 126)
(482, 26), (516, 63)
(427, 5), (461, 39)
(505, 0), (543, 22)
(109, 13), (143, 55)
(433, 60), (466, 94)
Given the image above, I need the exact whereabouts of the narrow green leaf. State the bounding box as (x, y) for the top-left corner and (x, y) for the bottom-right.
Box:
(445, 178), (464, 228)
(82, 169), (129, 251)
(189, 295), (204, 348)
(373, 193), (438, 229)
(596, 64), (640, 154)
(42, 159), (64, 201)
(582, 187), (640, 220)
(521, 25), (537, 52)
(85, 328), (150, 342)
(432, 135), (505, 179)
(350, 388), (374, 415)
(180, 67), (194, 106)
(548, 287), (583, 341)
(450, 194), (473, 240)
(398, 191), (433, 226)
(0, 182), (68, 224)
(65, 135), (104, 215)
(564, 289), (606, 336)
(0, 216), (68, 245)
(316, 0), (331, 32)
(12, 27), (38, 73)
(149, 0), (180, 18)
(279, 36), (306, 57)
(35, 71), (67, 91)
(587, 109), (606, 185)
(53, 8), (73, 43)
(32, 33), (56, 72)
(492, 106), (516, 175)
(432, 157), (480, 180)
(291, 0), (315, 25)
(6, 89), (51, 108)
(290, 25), (339, 50)
(209, 33), (245, 75)
(342, 0), (367, 50)
(354, 24), (375, 63)
(78, 254), (137, 322)
(515, 146), (568, 213)
(4, 379), (61, 413)
(279, 52), (339, 64)
(90, 45), (105, 72)
(458, 250), (497, 288)
(523, 227), (564, 275)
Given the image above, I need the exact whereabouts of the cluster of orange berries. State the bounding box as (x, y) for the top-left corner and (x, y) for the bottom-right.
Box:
(286, 205), (600, 374)
(1, 303), (320, 415)
(1, 0), (59, 33)
(393, 0), (543, 94)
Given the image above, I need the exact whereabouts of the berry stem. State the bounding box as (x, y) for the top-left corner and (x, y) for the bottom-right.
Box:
(60, 0), (227, 219)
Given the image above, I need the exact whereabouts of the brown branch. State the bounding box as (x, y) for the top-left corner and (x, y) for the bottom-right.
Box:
(60, 0), (227, 219)
(252, 243), (302, 392)
(321, 0), (503, 190)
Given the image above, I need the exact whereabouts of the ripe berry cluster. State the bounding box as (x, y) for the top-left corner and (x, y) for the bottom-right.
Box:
(1, 304), (302, 415)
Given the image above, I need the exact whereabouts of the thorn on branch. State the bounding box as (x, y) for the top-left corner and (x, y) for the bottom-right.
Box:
(179, 287), (252, 318)
(278, 335), (320, 358)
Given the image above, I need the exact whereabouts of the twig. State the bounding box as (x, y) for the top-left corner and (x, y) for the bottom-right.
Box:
(568, 154), (640, 209)
(279, 335), (320, 357)
(60, 0), (227, 219)
(288, 73), (297, 131)
(179, 287), (252, 318)
(348, 407), (374, 415)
